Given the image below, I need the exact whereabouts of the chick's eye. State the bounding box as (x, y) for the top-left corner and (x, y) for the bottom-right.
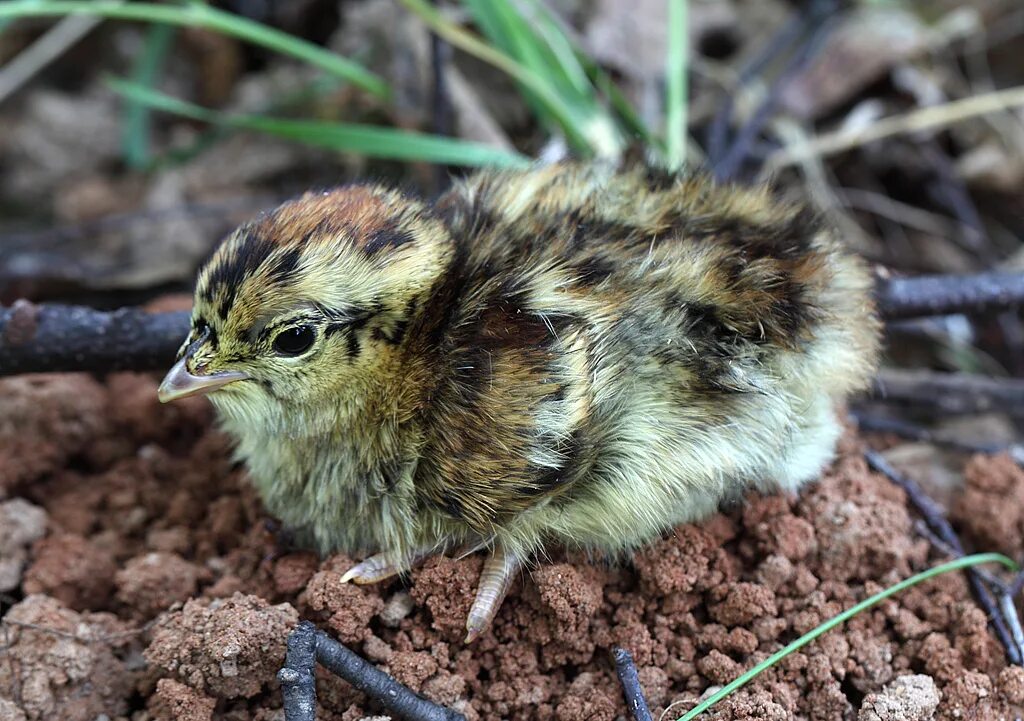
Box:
(273, 325), (316, 356)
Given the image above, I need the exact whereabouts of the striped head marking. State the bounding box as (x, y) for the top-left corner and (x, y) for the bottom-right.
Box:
(161, 185), (454, 410)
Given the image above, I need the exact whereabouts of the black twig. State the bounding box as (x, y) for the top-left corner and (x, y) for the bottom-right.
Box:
(706, 12), (805, 164)
(871, 369), (1024, 417)
(0, 300), (189, 376)
(713, 7), (838, 182)
(279, 621), (465, 721)
(865, 450), (1022, 665)
(278, 621), (318, 721)
(429, 1), (454, 194)
(612, 647), (653, 721)
(2, 270), (1023, 378)
(875, 271), (1024, 320)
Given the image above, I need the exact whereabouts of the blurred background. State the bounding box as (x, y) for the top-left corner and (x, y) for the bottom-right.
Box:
(1, 0), (1023, 443)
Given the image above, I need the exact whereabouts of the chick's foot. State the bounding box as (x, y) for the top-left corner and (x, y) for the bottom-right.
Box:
(465, 546), (521, 643)
(339, 549), (431, 585)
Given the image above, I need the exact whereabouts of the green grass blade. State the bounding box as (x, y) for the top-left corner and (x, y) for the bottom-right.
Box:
(665, 0), (688, 169)
(459, 0), (622, 157)
(678, 552), (1019, 720)
(122, 23), (175, 168)
(0, 1), (388, 99)
(108, 77), (530, 168)
(399, 0), (595, 153)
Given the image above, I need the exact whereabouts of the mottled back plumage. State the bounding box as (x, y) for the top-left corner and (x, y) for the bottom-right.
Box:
(162, 162), (880, 639)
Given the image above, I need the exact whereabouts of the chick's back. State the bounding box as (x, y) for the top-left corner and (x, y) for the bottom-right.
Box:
(412, 163), (879, 559)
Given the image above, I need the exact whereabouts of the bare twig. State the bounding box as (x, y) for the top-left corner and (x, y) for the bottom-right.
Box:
(864, 449), (1021, 664)
(871, 369), (1024, 417)
(279, 621), (465, 721)
(612, 647), (653, 721)
(0, 14), (102, 104)
(875, 271), (1024, 320)
(278, 622), (317, 721)
(1, 269), (1022, 378)
(0, 300), (189, 376)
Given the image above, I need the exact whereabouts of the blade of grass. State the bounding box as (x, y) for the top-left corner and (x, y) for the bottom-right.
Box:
(399, 0), (594, 153)
(122, 23), (175, 168)
(459, 0), (621, 158)
(107, 77), (531, 169)
(147, 74), (346, 170)
(677, 552), (1019, 720)
(665, 0), (688, 169)
(0, 1), (388, 99)
(517, 0), (661, 154)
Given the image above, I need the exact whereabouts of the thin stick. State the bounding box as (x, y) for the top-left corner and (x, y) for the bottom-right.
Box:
(278, 621), (464, 721)
(312, 626), (465, 721)
(612, 647), (654, 721)
(0, 301), (189, 376)
(2, 271), (1022, 378)
(278, 621), (317, 721)
(714, 7), (837, 181)
(766, 84), (1024, 170)
(706, 12), (805, 164)
(871, 369), (1024, 417)
(0, 13), (103, 104)
(876, 271), (1024, 320)
(851, 411), (1024, 462)
(864, 450), (1021, 665)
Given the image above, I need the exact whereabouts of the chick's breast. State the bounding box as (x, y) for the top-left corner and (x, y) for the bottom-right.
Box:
(414, 163), (879, 561)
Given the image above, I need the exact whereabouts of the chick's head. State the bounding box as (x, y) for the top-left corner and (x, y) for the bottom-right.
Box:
(158, 185), (454, 425)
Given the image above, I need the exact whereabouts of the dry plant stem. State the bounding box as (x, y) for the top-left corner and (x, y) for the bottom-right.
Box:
(0, 300), (189, 375)
(766, 84), (1024, 170)
(706, 11), (805, 163)
(871, 369), (1024, 417)
(851, 411), (1024, 461)
(612, 647), (653, 721)
(864, 449), (1022, 665)
(875, 271), (1024, 320)
(713, 4), (837, 182)
(278, 621), (466, 721)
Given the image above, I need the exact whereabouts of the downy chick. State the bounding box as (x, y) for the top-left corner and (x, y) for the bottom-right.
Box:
(158, 162), (880, 640)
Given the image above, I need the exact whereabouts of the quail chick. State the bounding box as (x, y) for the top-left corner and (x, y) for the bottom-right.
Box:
(159, 162), (880, 640)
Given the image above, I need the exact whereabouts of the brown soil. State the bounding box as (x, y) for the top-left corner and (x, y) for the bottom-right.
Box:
(2, 370), (1024, 721)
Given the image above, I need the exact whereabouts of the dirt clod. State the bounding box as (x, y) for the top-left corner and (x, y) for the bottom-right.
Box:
(149, 678), (217, 721)
(0, 595), (137, 721)
(858, 675), (941, 721)
(2, 374), (1020, 721)
(22, 533), (117, 610)
(0, 499), (46, 592)
(116, 552), (208, 618)
(145, 593), (299, 699)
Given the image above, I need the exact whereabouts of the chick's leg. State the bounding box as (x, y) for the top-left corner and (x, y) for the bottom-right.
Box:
(465, 546), (521, 643)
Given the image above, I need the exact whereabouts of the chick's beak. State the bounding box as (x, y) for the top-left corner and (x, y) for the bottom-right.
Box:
(157, 355), (248, 403)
